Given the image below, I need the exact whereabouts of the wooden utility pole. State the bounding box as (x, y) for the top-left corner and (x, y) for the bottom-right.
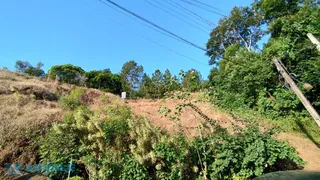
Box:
(307, 33), (320, 51)
(273, 57), (320, 127)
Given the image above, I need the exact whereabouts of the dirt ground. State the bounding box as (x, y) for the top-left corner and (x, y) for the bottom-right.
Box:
(127, 98), (320, 171)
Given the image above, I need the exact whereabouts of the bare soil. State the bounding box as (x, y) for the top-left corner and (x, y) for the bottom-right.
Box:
(127, 98), (320, 171)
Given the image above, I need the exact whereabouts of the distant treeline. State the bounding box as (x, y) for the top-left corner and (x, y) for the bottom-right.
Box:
(11, 60), (211, 99)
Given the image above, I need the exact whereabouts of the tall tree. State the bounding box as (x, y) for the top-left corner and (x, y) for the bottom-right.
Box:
(163, 69), (180, 92)
(139, 73), (154, 98)
(120, 61), (144, 98)
(206, 6), (264, 65)
(151, 69), (165, 99)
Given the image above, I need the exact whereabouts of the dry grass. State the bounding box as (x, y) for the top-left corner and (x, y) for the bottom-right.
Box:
(127, 97), (320, 171)
(0, 70), (122, 179)
(277, 133), (320, 171)
(1, 69), (319, 176)
(127, 98), (245, 137)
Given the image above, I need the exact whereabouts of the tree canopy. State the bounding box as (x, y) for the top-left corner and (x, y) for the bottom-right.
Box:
(15, 60), (45, 77)
(48, 64), (85, 85)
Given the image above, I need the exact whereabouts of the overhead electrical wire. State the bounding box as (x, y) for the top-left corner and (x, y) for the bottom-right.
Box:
(188, 0), (226, 14)
(149, 0), (212, 30)
(180, 0), (227, 17)
(98, 0), (186, 44)
(163, 0), (216, 27)
(145, 1), (209, 34)
(93, 1), (209, 66)
(99, 0), (207, 51)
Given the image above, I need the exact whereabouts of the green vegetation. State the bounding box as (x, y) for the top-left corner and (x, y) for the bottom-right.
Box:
(207, 0), (320, 144)
(38, 90), (304, 179)
(48, 64), (86, 85)
(4, 1), (320, 179)
(14, 60), (45, 77)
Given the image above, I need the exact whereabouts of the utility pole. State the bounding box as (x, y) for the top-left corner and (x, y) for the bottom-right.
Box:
(307, 33), (320, 51)
(273, 57), (320, 128)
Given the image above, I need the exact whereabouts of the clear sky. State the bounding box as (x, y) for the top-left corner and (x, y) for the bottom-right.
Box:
(0, 0), (253, 79)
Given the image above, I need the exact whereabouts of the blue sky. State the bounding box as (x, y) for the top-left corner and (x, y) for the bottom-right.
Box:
(0, 0), (253, 79)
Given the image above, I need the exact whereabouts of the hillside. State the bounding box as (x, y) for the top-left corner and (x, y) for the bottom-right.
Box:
(127, 98), (320, 171)
(0, 70), (320, 179)
(0, 70), (122, 179)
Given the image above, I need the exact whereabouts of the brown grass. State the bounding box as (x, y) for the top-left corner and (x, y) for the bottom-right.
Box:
(277, 133), (320, 171)
(0, 70), (122, 179)
(1, 69), (319, 177)
(127, 97), (320, 171)
(127, 98), (245, 136)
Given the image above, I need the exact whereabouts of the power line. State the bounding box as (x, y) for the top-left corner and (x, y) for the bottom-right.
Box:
(188, 0), (226, 14)
(145, 0), (210, 33)
(100, 0), (207, 51)
(98, 0), (186, 44)
(150, 0), (212, 30)
(91, 1), (209, 66)
(163, 0), (216, 27)
(180, 0), (227, 17)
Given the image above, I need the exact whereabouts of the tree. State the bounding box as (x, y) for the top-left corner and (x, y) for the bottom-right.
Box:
(252, 0), (301, 23)
(85, 69), (122, 94)
(120, 61), (144, 98)
(181, 69), (202, 92)
(151, 69), (165, 99)
(14, 60), (45, 77)
(15, 60), (30, 72)
(206, 6), (264, 65)
(139, 73), (154, 98)
(212, 46), (275, 107)
(163, 69), (180, 92)
(262, 2), (320, 109)
(48, 64), (85, 85)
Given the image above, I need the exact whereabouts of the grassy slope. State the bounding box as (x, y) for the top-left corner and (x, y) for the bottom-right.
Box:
(127, 97), (320, 171)
(0, 70), (122, 179)
(0, 70), (319, 179)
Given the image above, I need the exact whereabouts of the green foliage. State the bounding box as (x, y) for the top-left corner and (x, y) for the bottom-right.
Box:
(66, 176), (84, 180)
(128, 118), (166, 166)
(257, 86), (302, 118)
(153, 135), (196, 180)
(253, 0), (300, 22)
(15, 60), (45, 77)
(119, 155), (150, 180)
(139, 69), (180, 99)
(206, 1), (320, 147)
(60, 88), (86, 110)
(85, 69), (122, 94)
(210, 47), (275, 108)
(39, 113), (83, 179)
(120, 60), (144, 98)
(181, 69), (202, 92)
(206, 6), (264, 65)
(209, 127), (304, 179)
(40, 103), (132, 179)
(48, 64), (85, 85)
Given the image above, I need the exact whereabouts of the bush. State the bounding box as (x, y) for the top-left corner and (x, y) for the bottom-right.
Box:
(66, 176), (84, 180)
(119, 155), (150, 180)
(39, 113), (84, 179)
(208, 127), (304, 179)
(60, 88), (86, 110)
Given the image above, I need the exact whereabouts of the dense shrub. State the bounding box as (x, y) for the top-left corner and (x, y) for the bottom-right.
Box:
(60, 88), (86, 110)
(40, 94), (305, 180)
(39, 113), (84, 179)
(208, 127), (304, 179)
